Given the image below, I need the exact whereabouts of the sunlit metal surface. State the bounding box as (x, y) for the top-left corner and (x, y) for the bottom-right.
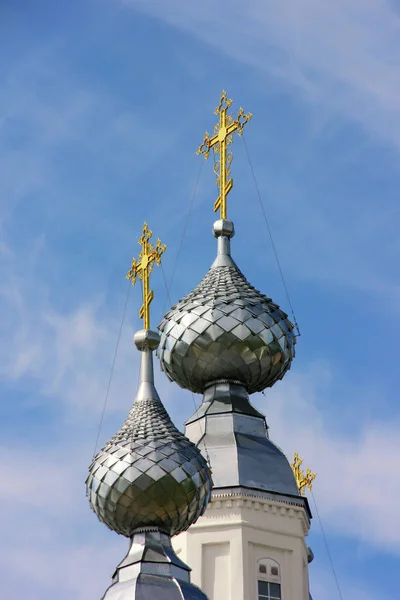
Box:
(291, 452), (316, 496)
(126, 222), (166, 329)
(87, 222), (212, 599)
(197, 91), (252, 220)
(102, 529), (208, 600)
(86, 333), (212, 537)
(158, 220), (296, 395)
(185, 381), (300, 497)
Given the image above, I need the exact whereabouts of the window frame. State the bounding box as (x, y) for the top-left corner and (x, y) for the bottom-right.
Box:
(257, 579), (281, 600)
(256, 557), (282, 600)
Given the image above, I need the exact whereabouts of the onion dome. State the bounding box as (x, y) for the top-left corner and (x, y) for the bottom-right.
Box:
(158, 219), (296, 395)
(86, 222), (212, 600)
(86, 329), (212, 537)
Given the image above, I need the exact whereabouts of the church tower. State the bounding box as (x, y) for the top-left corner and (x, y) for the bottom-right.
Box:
(157, 92), (314, 600)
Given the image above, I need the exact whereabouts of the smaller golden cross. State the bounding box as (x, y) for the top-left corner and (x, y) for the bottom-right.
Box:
(126, 222), (166, 329)
(291, 452), (316, 496)
(197, 90), (252, 220)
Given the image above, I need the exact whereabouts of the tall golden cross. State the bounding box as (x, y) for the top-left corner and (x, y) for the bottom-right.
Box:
(197, 91), (252, 220)
(291, 452), (316, 496)
(126, 222), (166, 329)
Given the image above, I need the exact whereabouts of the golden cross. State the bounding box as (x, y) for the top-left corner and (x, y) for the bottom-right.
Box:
(291, 452), (316, 496)
(126, 222), (166, 329)
(197, 90), (252, 220)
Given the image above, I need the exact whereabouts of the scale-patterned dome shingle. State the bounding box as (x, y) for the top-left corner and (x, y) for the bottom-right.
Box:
(86, 333), (212, 538)
(158, 225), (296, 394)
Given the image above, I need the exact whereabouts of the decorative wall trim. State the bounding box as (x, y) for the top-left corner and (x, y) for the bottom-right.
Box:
(194, 488), (310, 536)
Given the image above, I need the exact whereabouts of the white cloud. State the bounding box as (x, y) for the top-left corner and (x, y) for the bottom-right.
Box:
(119, 0), (400, 313)
(125, 0), (400, 148)
(0, 50), (95, 228)
(2, 5), (397, 596)
(310, 564), (392, 600)
(0, 45), (178, 241)
(0, 231), (189, 433)
(1, 243), (397, 599)
(0, 440), (124, 600)
(0, 235), (136, 418)
(2, 232), (398, 552)
(255, 363), (400, 552)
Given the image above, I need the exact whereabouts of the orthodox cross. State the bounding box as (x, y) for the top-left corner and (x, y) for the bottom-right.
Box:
(197, 90), (252, 220)
(291, 452), (316, 496)
(126, 222), (166, 329)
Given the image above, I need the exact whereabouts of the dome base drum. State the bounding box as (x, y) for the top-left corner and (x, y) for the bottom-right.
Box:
(102, 529), (208, 600)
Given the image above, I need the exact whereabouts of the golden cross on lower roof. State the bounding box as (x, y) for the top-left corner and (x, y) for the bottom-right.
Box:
(126, 222), (166, 329)
(197, 90), (252, 220)
(291, 452), (316, 496)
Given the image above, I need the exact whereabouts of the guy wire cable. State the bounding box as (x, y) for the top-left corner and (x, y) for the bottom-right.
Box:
(161, 160), (203, 318)
(92, 280), (131, 459)
(311, 489), (344, 600)
(242, 134), (301, 337)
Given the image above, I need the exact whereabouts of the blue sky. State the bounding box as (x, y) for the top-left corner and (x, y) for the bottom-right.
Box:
(1, 0), (399, 598)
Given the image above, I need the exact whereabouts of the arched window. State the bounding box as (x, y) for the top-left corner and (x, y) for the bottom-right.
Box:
(257, 558), (281, 600)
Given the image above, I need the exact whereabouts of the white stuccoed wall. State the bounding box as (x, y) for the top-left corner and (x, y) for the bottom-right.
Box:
(173, 489), (311, 600)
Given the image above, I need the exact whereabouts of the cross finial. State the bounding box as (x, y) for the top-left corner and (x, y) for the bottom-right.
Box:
(126, 222), (166, 329)
(197, 91), (252, 220)
(291, 452), (316, 496)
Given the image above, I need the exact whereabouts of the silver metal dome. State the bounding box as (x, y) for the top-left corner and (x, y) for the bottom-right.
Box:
(158, 220), (296, 395)
(86, 329), (212, 538)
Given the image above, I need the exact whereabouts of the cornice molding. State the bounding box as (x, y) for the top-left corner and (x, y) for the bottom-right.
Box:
(194, 488), (310, 536)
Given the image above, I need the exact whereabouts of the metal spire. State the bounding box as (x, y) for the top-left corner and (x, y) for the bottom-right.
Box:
(87, 223), (212, 600)
(197, 90), (252, 220)
(126, 222), (166, 329)
(158, 95), (296, 399)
